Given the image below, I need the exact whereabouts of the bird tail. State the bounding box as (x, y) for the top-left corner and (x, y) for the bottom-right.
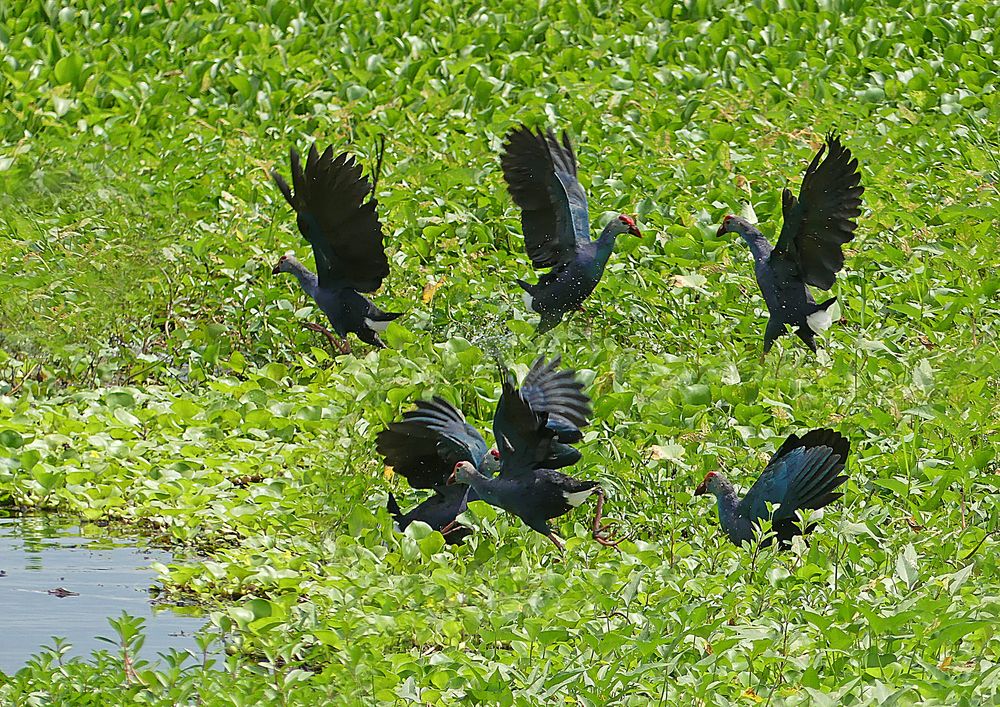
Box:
(370, 135), (386, 192)
(815, 296), (837, 312)
(386, 493), (403, 523)
(370, 311), (403, 323)
(535, 315), (563, 335)
(806, 297), (837, 334)
(358, 310), (403, 348)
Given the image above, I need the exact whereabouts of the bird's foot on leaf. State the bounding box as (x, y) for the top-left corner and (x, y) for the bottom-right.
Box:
(439, 520), (462, 536)
(302, 322), (351, 354)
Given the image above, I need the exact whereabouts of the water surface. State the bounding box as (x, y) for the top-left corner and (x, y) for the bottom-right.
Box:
(0, 516), (209, 674)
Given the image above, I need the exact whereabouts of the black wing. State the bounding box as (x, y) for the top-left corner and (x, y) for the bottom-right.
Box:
(492, 369), (560, 479)
(271, 143), (390, 292)
(521, 356), (592, 442)
(766, 428), (850, 468)
(377, 397), (488, 489)
(741, 428), (851, 523)
(500, 126), (590, 269)
(770, 133), (863, 289)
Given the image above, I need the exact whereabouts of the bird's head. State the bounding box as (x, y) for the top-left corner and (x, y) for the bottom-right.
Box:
(448, 460), (477, 486)
(694, 470), (727, 496)
(480, 448), (501, 474)
(716, 214), (753, 237)
(614, 214), (642, 238)
(271, 253), (300, 275)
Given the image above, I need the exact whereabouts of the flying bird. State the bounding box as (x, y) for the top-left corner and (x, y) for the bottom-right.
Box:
(717, 133), (863, 354)
(271, 141), (401, 353)
(695, 428), (850, 546)
(500, 125), (641, 334)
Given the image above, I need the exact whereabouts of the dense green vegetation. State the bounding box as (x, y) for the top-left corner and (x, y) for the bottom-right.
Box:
(2, 0), (998, 703)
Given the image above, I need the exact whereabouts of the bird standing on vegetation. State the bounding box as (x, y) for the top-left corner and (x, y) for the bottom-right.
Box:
(270, 142), (400, 353)
(695, 428), (850, 546)
(717, 133), (863, 354)
(448, 362), (619, 551)
(378, 357), (592, 543)
(500, 125), (642, 334)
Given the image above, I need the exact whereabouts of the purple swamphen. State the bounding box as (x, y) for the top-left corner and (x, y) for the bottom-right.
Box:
(695, 428), (850, 547)
(378, 356), (592, 544)
(500, 125), (642, 334)
(271, 142), (401, 353)
(379, 396), (500, 544)
(717, 133), (863, 355)
(448, 362), (619, 552)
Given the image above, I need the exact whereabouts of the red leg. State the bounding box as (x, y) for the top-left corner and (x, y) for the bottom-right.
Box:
(303, 322), (351, 354)
(439, 520), (462, 536)
(547, 532), (565, 552)
(592, 488), (623, 548)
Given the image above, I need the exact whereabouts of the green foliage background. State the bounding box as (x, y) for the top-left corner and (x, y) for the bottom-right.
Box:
(1, 0), (998, 703)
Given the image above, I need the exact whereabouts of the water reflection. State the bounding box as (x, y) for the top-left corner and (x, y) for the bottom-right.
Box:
(0, 515), (211, 674)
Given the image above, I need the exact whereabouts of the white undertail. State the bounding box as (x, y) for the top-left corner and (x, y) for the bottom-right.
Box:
(563, 488), (595, 508)
(806, 308), (833, 333)
(364, 317), (391, 333)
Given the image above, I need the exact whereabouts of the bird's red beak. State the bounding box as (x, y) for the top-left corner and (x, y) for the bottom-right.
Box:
(271, 262), (282, 275)
(447, 470), (457, 485)
(629, 224), (642, 237)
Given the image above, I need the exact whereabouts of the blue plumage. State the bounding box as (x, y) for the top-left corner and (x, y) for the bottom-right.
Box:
(378, 357), (592, 544)
(451, 361), (619, 551)
(501, 126), (641, 334)
(718, 134), (863, 353)
(695, 428), (851, 546)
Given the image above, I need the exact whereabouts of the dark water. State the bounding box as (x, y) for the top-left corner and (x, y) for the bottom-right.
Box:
(0, 516), (210, 674)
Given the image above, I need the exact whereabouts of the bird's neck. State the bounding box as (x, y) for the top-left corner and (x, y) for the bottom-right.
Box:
(738, 225), (772, 262)
(595, 224), (622, 265)
(462, 469), (496, 502)
(287, 261), (319, 298)
(713, 487), (741, 530)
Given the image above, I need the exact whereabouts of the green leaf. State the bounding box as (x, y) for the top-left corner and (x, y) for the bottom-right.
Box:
(53, 53), (84, 87)
(896, 544), (919, 590)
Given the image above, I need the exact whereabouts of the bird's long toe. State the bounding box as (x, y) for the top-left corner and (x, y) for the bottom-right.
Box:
(593, 528), (623, 548)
